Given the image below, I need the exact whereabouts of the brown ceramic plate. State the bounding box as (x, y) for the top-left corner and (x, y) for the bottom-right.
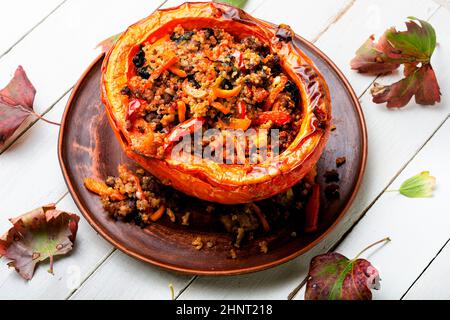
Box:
(58, 34), (367, 276)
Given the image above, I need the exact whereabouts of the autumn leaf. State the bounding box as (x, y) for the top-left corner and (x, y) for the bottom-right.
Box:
(385, 17), (436, 62)
(0, 66), (35, 146)
(96, 32), (122, 53)
(387, 171), (436, 198)
(0, 204), (80, 280)
(371, 63), (441, 108)
(350, 34), (400, 74)
(351, 17), (441, 108)
(0, 66), (59, 147)
(305, 237), (390, 300)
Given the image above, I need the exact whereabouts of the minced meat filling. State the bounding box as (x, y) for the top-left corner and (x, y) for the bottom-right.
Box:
(123, 25), (302, 161)
(85, 165), (314, 249)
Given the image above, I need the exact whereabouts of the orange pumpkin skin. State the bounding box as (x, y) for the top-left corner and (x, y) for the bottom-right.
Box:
(101, 2), (331, 204)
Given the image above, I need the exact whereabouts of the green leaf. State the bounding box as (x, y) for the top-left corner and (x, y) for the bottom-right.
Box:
(398, 171), (436, 198)
(215, 0), (248, 8)
(386, 17), (436, 62)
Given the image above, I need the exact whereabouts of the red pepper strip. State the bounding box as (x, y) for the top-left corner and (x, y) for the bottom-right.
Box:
(126, 99), (145, 129)
(231, 50), (244, 69)
(304, 183), (320, 233)
(254, 111), (291, 126)
(264, 75), (288, 110)
(237, 101), (246, 119)
(150, 55), (179, 81)
(163, 117), (205, 150)
(250, 203), (270, 232)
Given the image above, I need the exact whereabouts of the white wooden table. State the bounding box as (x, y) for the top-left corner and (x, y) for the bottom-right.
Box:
(0, 0), (449, 300)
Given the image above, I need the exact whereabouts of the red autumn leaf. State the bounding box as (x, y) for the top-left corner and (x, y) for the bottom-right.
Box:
(350, 34), (400, 75)
(305, 237), (390, 300)
(96, 32), (122, 53)
(371, 63), (441, 108)
(0, 204), (80, 280)
(351, 17), (441, 109)
(0, 66), (36, 146)
(0, 66), (59, 147)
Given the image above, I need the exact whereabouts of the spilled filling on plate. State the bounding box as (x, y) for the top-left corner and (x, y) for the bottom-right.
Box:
(84, 165), (317, 256)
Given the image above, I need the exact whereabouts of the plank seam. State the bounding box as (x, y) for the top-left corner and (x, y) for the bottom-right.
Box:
(175, 276), (198, 300)
(65, 247), (117, 299)
(401, 237), (450, 299)
(310, 0), (356, 43)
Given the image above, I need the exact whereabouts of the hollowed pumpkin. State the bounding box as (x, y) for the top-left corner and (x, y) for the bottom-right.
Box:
(101, 1), (331, 204)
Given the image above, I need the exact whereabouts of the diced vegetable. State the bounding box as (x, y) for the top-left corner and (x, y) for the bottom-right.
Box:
(150, 205), (166, 221)
(164, 117), (205, 150)
(168, 65), (187, 78)
(84, 178), (125, 201)
(304, 184), (320, 232)
(265, 75), (288, 110)
(182, 79), (207, 98)
(125, 99), (145, 129)
(150, 55), (179, 81)
(254, 111), (291, 126)
(177, 101), (186, 122)
(228, 117), (252, 130)
(237, 101), (246, 118)
(212, 76), (242, 98)
(211, 101), (230, 114)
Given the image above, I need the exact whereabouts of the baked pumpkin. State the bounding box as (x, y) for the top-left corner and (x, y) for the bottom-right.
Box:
(101, 1), (331, 204)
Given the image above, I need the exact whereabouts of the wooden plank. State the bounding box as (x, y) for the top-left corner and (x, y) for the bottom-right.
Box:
(0, 0), (64, 57)
(179, 0), (445, 300)
(69, 249), (193, 300)
(0, 189), (113, 299)
(253, 0), (354, 42)
(0, 0), (166, 151)
(404, 239), (450, 300)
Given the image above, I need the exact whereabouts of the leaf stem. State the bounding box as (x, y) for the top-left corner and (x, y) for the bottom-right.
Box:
(48, 255), (54, 275)
(16, 105), (61, 126)
(353, 237), (391, 260)
(385, 189), (399, 193)
(32, 111), (61, 126)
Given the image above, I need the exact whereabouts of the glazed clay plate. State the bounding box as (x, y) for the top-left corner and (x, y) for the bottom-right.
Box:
(58, 34), (367, 276)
